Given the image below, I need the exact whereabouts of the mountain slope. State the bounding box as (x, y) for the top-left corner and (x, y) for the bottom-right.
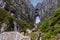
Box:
(37, 4), (60, 40)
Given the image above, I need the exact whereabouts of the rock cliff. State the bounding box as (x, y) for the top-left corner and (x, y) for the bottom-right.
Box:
(0, 0), (58, 33)
(34, 0), (57, 21)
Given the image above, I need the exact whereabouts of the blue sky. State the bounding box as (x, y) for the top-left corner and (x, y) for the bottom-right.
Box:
(29, 0), (43, 7)
(36, 16), (40, 24)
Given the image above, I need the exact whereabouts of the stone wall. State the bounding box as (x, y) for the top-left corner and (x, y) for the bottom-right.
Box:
(0, 32), (31, 40)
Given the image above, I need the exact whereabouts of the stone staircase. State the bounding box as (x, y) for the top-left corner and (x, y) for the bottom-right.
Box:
(0, 32), (31, 40)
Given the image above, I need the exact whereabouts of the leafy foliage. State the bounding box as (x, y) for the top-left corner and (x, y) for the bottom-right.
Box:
(0, 8), (15, 29)
(16, 20), (34, 32)
(0, 8), (8, 23)
(37, 6), (60, 40)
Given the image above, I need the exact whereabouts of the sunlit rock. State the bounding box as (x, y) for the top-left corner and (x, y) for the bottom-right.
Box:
(0, 32), (31, 40)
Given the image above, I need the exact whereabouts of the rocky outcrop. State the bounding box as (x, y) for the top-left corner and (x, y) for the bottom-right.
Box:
(4, 0), (34, 22)
(0, 0), (58, 32)
(0, 0), (58, 23)
(0, 32), (31, 40)
(0, 0), (5, 8)
(0, 0), (34, 32)
(34, 0), (58, 21)
(57, 34), (60, 40)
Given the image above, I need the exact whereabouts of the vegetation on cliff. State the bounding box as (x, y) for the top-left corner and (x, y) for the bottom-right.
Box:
(0, 7), (34, 32)
(37, 4), (60, 40)
(0, 8), (14, 28)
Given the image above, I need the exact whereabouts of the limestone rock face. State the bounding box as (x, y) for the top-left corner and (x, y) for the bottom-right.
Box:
(34, 0), (58, 21)
(0, 0), (58, 32)
(0, 0), (5, 8)
(4, 0), (34, 22)
(0, 0), (34, 31)
(0, 0), (58, 22)
(0, 32), (31, 40)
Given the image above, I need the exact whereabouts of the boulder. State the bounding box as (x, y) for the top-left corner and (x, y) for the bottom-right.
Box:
(0, 32), (31, 40)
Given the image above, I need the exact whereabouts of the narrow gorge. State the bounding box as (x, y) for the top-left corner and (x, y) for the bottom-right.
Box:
(0, 0), (60, 40)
